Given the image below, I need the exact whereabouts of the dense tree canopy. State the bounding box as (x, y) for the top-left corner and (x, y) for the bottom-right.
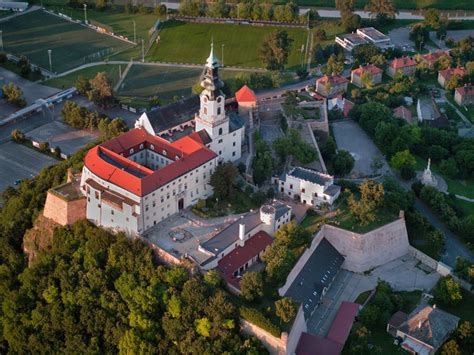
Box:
(259, 30), (293, 70)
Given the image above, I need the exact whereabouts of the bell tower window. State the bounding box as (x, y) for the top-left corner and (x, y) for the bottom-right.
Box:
(219, 128), (223, 135)
(217, 107), (221, 115)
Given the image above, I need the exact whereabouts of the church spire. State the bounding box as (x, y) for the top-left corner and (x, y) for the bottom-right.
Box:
(206, 41), (218, 69)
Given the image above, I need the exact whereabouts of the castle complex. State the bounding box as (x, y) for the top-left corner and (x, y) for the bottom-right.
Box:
(80, 44), (245, 235)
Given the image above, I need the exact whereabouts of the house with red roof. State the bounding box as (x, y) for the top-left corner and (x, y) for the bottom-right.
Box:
(235, 85), (257, 114)
(315, 74), (349, 98)
(387, 56), (417, 78)
(393, 105), (415, 125)
(438, 67), (465, 88)
(455, 85), (474, 106)
(351, 64), (383, 87)
(421, 50), (450, 68)
(327, 96), (354, 118)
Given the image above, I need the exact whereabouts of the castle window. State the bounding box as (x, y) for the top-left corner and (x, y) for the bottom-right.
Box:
(217, 107), (221, 115)
(217, 96), (222, 103)
(140, 144), (144, 150)
(150, 144), (154, 150)
(162, 150), (167, 156)
(219, 128), (223, 135)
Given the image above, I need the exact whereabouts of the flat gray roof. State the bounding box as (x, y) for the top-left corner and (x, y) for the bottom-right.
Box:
(288, 167), (332, 186)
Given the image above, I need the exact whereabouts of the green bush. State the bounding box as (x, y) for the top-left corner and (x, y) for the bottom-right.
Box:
(240, 306), (281, 337)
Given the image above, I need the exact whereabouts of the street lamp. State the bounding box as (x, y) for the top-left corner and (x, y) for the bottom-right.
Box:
(83, 3), (87, 23)
(48, 49), (52, 73)
(221, 44), (224, 68)
(133, 20), (136, 43)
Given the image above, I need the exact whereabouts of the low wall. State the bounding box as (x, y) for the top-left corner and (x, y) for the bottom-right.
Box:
(324, 217), (410, 273)
(286, 305), (307, 355)
(240, 319), (287, 355)
(140, 239), (182, 266)
(408, 246), (439, 270)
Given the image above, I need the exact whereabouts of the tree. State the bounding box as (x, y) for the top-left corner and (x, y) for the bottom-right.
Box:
(208, 0), (229, 18)
(410, 23), (429, 51)
(336, 0), (360, 31)
(455, 321), (474, 353)
(361, 72), (374, 89)
(364, 0), (397, 22)
(11, 129), (25, 142)
(333, 150), (355, 176)
(209, 162), (238, 200)
(439, 158), (459, 178)
(259, 30), (293, 70)
(444, 74), (462, 92)
(353, 44), (380, 64)
(424, 8), (441, 29)
(275, 298), (296, 323)
(348, 180), (385, 226)
(88, 72), (114, 108)
(441, 340), (461, 355)
(325, 54), (344, 75)
(195, 318), (211, 337)
(390, 150), (416, 171)
(2, 82), (26, 107)
(76, 75), (91, 95)
(240, 272), (264, 302)
(433, 276), (462, 306)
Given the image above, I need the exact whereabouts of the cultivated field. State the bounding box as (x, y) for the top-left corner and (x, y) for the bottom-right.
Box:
(0, 10), (132, 73)
(147, 20), (309, 69)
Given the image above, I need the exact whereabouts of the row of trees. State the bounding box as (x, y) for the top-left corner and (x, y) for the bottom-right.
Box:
(179, 0), (302, 23)
(76, 72), (116, 108)
(61, 100), (128, 140)
(336, 0), (397, 32)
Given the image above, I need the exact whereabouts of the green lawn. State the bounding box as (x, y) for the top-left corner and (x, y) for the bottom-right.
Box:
(1, 10), (131, 73)
(46, 64), (121, 89)
(147, 20), (309, 70)
(456, 198), (474, 216)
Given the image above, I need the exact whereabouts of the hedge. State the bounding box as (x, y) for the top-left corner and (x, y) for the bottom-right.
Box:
(239, 306), (281, 337)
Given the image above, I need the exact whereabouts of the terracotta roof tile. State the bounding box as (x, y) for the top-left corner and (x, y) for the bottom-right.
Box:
(352, 64), (383, 76)
(390, 56), (416, 69)
(235, 85), (257, 103)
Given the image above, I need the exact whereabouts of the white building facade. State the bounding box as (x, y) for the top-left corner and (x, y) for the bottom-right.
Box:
(277, 167), (341, 206)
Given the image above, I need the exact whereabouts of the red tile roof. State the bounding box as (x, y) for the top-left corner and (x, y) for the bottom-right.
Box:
(317, 74), (348, 86)
(352, 64), (383, 76)
(423, 50), (449, 64)
(439, 67), (465, 80)
(390, 56), (416, 69)
(455, 85), (474, 97)
(217, 231), (273, 288)
(296, 333), (343, 355)
(235, 85), (257, 103)
(393, 105), (413, 122)
(326, 302), (360, 345)
(84, 128), (217, 196)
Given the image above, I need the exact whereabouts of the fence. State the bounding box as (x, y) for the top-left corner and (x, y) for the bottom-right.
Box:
(169, 15), (308, 29)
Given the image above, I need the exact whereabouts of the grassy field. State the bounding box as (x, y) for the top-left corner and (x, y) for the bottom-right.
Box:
(46, 64), (121, 89)
(1, 10), (132, 73)
(147, 20), (309, 70)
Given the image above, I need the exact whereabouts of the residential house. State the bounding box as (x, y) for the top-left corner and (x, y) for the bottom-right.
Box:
(389, 305), (460, 355)
(416, 97), (449, 127)
(351, 64), (383, 87)
(315, 75), (349, 98)
(454, 85), (474, 106)
(393, 105), (415, 125)
(277, 167), (341, 206)
(387, 57), (417, 78)
(327, 96), (354, 118)
(235, 85), (257, 115)
(421, 50), (450, 69)
(438, 68), (465, 88)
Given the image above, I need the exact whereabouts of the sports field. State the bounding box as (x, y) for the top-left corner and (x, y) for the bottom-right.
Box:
(0, 10), (132, 73)
(147, 20), (309, 69)
(46, 64), (121, 89)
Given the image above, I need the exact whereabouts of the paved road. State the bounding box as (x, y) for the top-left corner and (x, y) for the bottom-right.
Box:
(414, 199), (474, 265)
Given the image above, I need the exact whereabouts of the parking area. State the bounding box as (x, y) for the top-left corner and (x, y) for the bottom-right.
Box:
(0, 141), (57, 191)
(388, 27), (415, 51)
(331, 120), (390, 178)
(307, 254), (440, 336)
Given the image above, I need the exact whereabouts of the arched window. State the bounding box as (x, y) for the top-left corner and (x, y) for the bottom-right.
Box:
(162, 150), (167, 156)
(139, 144), (144, 150)
(150, 144), (154, 150)
(219, 128), (223, 135)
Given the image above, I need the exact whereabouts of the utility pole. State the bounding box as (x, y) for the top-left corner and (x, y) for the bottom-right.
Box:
(141, 39), (145, 62)
(48, 49), (52, 73)
(133, 20), (136, 43)
(221, 44), (224, 67)
(83, 3), (87, 23)
(119, 64), (122, 78)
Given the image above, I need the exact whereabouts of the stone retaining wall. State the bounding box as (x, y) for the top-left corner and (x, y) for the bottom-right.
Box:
(240, 319), (287, 355)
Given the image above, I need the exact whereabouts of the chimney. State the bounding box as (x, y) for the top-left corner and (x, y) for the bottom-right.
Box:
(239, 224), (245, 242)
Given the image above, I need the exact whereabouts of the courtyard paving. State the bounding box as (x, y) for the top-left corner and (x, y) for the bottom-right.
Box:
(307, 254), (440, 336)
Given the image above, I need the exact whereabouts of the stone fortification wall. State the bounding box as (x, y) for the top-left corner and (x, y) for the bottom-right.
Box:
(323, 217), (409, 273)
(285, 305), (307, 355)
(43, 192), (86, 226)
(240, 320), (287, 355)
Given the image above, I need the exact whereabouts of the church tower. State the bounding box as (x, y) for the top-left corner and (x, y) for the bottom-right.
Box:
(195, 42), (229, 140)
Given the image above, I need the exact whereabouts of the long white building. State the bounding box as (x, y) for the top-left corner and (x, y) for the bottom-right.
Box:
(81, 44), (245, 235)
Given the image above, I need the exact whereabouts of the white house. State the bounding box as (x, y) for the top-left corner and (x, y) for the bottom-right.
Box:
(277, 167), (341, 206)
